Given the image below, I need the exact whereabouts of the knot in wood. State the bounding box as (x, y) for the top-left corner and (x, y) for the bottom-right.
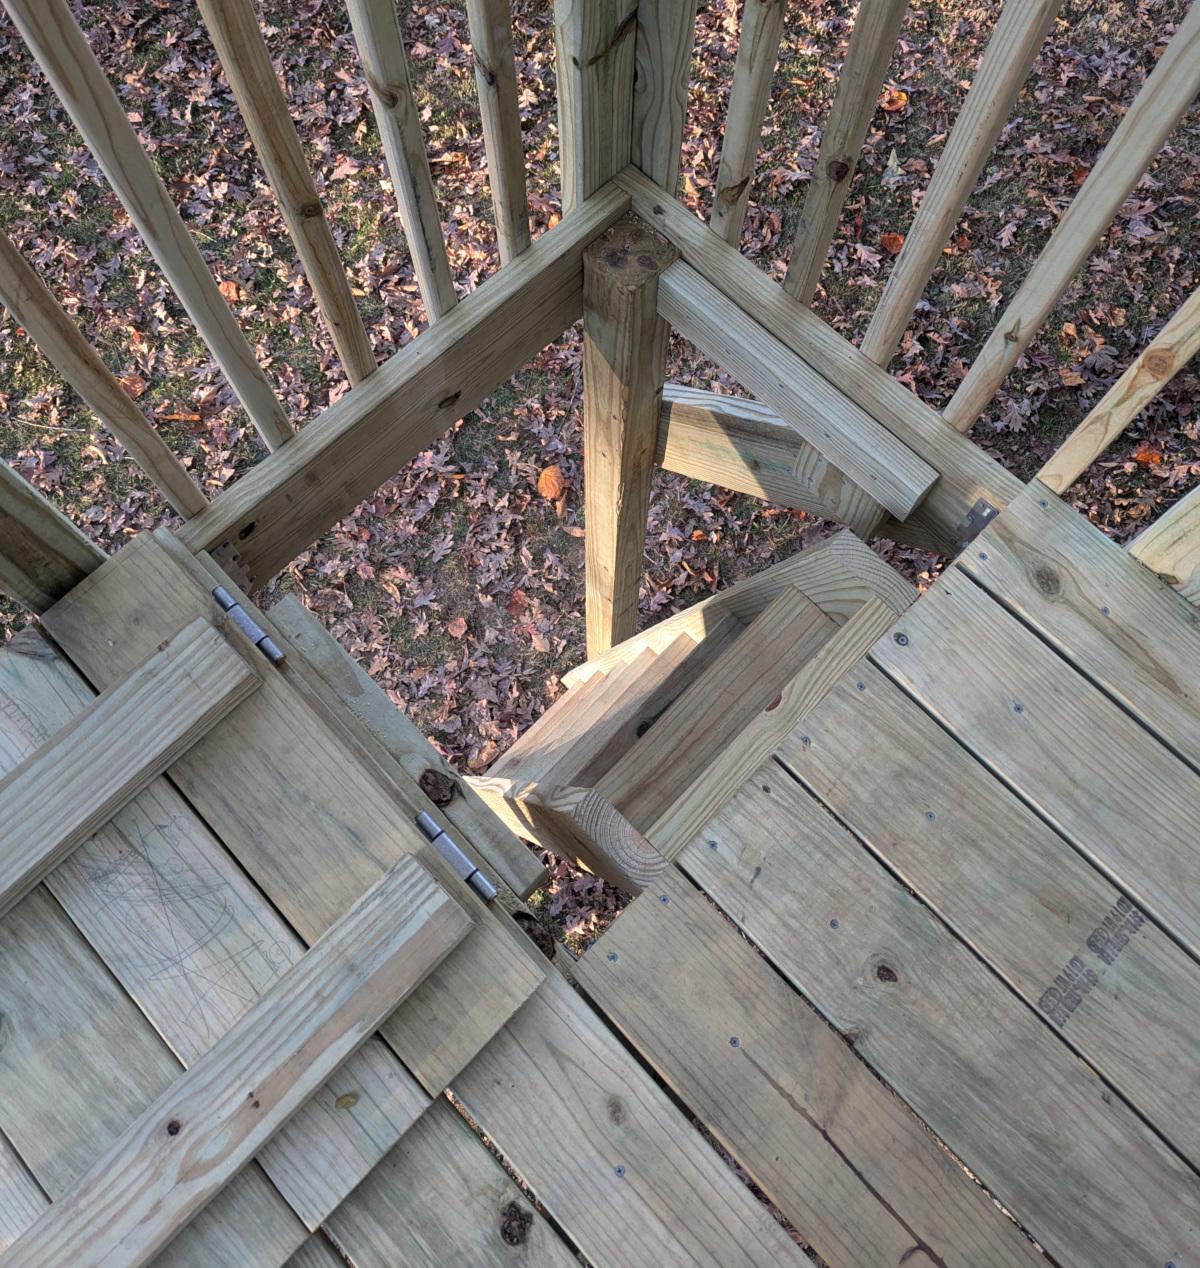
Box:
(419, 768), (457, 806)
(499, 1201), (534, 1246)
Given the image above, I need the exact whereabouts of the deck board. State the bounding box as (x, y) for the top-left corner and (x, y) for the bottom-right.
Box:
(577, 868), (1044, 1267)
(782, 659), (1200, 1167)
(958, 483), (1200, 769)
(0, 630), (438, 1231)
(678, 773), (1200, 1265)
(0, 887), (307, 1264)
(871, 568), (1200, 959)
(40, 534), (544, 1095)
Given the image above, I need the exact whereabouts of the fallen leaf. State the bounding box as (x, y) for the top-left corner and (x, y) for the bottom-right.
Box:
(880, 87), (909, 112)
(880, 231), (905, 254)
(447, 615), (468, 638)
(218, 280), (241, 303)
(119, 373), (147, 398)
(1059, 367), (1085, 386)
(1133, 446), (1164, 466)
(537, 464), (566, 500)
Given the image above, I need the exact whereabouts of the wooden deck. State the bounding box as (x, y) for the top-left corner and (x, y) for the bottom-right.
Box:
(0, 488), (1196, 1265)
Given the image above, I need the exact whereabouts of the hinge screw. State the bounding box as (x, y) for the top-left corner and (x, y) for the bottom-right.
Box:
(893, 632), (909, 646)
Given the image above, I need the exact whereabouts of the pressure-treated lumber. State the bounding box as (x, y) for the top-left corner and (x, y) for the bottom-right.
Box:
(453, 971), (807, 1267)
(783, 0), (908, 300)
(0, 232), (207, 517)
(785, 657), (1200, 1166)
(1042, 292), (1200, 492)
(658, 260), (937, 520)
(346, 0), (458, 321)
(943, 1), (1200, 431)
(1, 0), (292, 450)
(859, 0), (1062, 363)
(0, 628), (438, 1234)
(638, 594), (899, 858)
(465, 0), (531, 264)
(4, 856), (470, 1268)
(0, 1135), (44, 1253)
(710, 0), (787, 245)
(683, 775), (1200, 1265)
(176, 182), (630, 586)
(268, 593), (546, 900)
(578, 870), (1045, 1268)
(582, 213), (677, 654)
(1128, 480), (1200, 603)
(0, 618), (257, 919)
(597, 586), (837, 854)
(959, 484), (1200, 770)
(618, 164), (1024, 550)
(630, 0), (698, 193)
(468, 775), (665, 893)
(658, 384), (883, 536)
(554, 0), (637, 213)
(197, 0), (376, 384)
(41, 533), (544, 1096)
(872, 569), (1200, 958)
(0, 887), (309, 1264)
(493, 624), (740, 787)
(561, 528), (916, 686)
(0, 461), (104, 613)
(322, 1097), (576, 1266)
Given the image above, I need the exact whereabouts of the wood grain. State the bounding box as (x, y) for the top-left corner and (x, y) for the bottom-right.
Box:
(871, 567), (1200, 958)
(583, 214), (677, 653)
(1128, 480), (1200, 604)
(944, 0), (1200, 431)
(0, 618), (257, 918)
(5, 857), (470, 1268)
(453, 971), (808, 1267)
(657, 385), (882, 537)
(680, 774), (1200, 1265)
(783, 656), (1200, 1167)
(0, 460), (103, 613)
(1, 0), (293, 450)
(175, 182), (630, 586)
(959, 483), (1200, 769)
(784, 0), (907, 301)
(578, 869), (1044, 1267)
(630, 0), (698, 194)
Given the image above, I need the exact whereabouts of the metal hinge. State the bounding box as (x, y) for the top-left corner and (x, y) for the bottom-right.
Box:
(415, 811), (497, 902)
(950, 498), (999, 550)
(211, 586), (286, 665)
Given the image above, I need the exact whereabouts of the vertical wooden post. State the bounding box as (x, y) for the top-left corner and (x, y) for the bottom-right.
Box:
(582, 214), (678, 656)
(554, 0), (638, 214)
(0, 461), (104, 613)
(630, 0), (699, 194)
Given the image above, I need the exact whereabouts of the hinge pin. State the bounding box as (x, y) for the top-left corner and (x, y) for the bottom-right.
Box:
(414, 810), (497, 902)
(211, 587), (286, 665)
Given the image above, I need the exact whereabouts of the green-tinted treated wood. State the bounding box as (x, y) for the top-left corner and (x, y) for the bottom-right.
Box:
(599, 586), (838, 854)
(1129, 480), (1200, 605)
(0, 461), (103, 613)
(0, 1133), (45, 1252)
(871, 568), (1200, 958)
(657, 385), (883, 537)
(41, 534), (543, 1096)
(783, 657), (1200, 1166)
(0, 888), (306, 1264)
(578, 870), (1044, 1268)
(680, 775), (1200, 1266)
(0, 619), (258, 919)
(2, 0), (293, 450)
(0, 630), (435, 1232)
(175, 182), (631, 587)
(561, 529), (916, 688)
(453, 972), (807, 1267)
(6, 857), (469, 1268)
(324, 1097), (576, 1266)
(658, 261), (936, 522)
(630, 0), (698, 193)
(958, 484), (1200, 769)
(554, 0), (636, 212)
(618, 164), (1024, 552)
(269, 594), (546, 901)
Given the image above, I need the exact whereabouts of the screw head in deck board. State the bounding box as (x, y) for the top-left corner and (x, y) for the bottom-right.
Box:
(583, 212), (678, 295)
